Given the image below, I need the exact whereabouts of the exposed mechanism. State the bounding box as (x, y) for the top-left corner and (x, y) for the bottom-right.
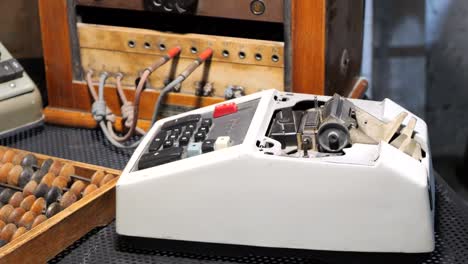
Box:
(267, 93), (424, 161)
(117, 90), (434, 255)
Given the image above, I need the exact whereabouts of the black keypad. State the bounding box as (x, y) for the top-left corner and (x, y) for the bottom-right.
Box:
(0, 61), (15, 83)
(194, 131), (206, 142)
(161, 119), (177, 130)
(199, 126), (209, 134)
(162, 114), (201, 129)
(163, 139), (174, 148)
(202, 139), (215, 153)
(8, 59), (23, 78)
(140, 114), (219, 170)
(149, 131), (167, 151)
(171, 128), (181, 136)
(179, 114), (201, 124)
(185, 123), (197, 132)
(179, 136), (190, 146)
(201, 118), (212, 127)
(138, 147), (184, 169)
(183, 130), (192, 138)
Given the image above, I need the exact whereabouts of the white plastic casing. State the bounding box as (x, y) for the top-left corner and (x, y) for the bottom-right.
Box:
(116, 89), (435, 253)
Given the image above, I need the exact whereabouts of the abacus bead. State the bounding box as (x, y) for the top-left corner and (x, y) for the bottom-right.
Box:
(0, 223), (17, 242)
(23, 181), (37, 197)
(33, 183), (49, 198)
(1, 150), (16, 163)
(7, 165), (23, 186)
(69, 181), (86, 197)
(99, 174), (115, 187)
(39, 159), (53, 174)
(19, 195), (35, 211)
(31, 215), (47, 228)
(0, 189), (15, 204)
(45, 202), (61, 218)
(18, 167), (33, 188)
(11, 152), (26, 166)
(59, 164), (75, 182)
(8, 192), (23, 208)
(49, 160), (63, 176)
(8, 207), (26, 224)
(0, 205), (14, 222)
(0, 163), (14, 183)
(31, 170), (46, 183)
(52, 176), (68, 189)
(59, 192), (77, 209)
(40, 172), (55, 187)
(45, 187), (62, 205)
(30, 198), (46, 216)
(11, 226), (27, 240)
(90, 170), (105, 186)
(18, 211), (35, 229)
(82, 184), (98, 197)
(21, 154), (38, 168)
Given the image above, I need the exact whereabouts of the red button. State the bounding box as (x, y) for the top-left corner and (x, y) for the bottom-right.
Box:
(213, 102), (238, 118)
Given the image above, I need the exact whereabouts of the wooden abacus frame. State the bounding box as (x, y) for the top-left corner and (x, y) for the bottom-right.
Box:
(0, 148), (120, 263)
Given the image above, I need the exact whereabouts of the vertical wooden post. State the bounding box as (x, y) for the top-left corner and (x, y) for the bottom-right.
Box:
(291, 0), (326, 95)
(38, 0), (74, 107)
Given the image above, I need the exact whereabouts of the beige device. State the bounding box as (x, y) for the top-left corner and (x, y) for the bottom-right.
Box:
(0, 42), (43, 137)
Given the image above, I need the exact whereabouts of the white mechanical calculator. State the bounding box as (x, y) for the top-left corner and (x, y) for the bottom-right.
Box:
(117, 89), (435, 254)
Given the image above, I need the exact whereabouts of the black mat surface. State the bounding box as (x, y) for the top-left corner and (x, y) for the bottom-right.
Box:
(1, 125), (468, 264)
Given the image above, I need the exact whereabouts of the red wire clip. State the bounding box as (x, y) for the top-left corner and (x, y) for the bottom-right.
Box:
(198, 48), (214, 62)
(167, 46), (182, 58)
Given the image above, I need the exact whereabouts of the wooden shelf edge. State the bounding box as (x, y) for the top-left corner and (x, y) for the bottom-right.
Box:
(44, 107), (153, 132)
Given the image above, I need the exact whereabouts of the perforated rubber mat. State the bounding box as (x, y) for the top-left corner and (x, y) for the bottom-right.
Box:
(1, 125), (468, 264)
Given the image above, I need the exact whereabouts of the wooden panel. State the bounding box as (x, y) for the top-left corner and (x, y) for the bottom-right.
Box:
(291, 0), (326, 95)
(0, 148), (120, 263)
(325, 0), (364, 96)
(76, 0), (144, 10)
(76, 0), (283, 23)
(0, 0), (42, 58)
(79, 24), (284, 69)
(38, 0), (74, 108)
(78, 23), (284, 98)
(40, 0), (362, 129)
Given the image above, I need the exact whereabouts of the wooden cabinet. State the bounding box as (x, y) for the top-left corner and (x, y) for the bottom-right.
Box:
(39, 0), (363, 130)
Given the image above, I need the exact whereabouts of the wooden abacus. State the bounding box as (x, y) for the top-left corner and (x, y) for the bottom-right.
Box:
(0, 146), (120, 263)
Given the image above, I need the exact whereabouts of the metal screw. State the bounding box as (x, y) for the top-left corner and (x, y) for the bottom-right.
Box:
(250, 0), (266, 16)
(340, 49), (350, 75)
